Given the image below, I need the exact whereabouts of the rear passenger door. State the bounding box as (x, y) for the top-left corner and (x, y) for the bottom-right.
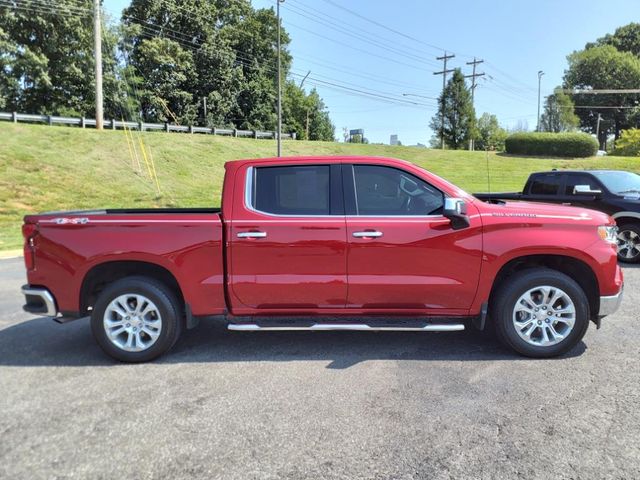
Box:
(229, 163), (348, 312)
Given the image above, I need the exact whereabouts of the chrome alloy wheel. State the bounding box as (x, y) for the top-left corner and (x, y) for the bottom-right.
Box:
(103, 294), (162, 352)
(512, 286), (576, 347)
(617, 229), (640, 260)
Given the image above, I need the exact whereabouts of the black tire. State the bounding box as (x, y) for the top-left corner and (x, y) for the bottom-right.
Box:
(91, 276), (183, 362)
(491, 268), (590, 358)
(616, 223), (640, 264)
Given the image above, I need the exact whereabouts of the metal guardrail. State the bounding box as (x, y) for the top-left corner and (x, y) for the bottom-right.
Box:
(0, 111), (296, 140)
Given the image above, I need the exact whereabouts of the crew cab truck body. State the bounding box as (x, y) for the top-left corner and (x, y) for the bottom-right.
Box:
(21, 156), (623, 361)
(474, 170), (640, 263)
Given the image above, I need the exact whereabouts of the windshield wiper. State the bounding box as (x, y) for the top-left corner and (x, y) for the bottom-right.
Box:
(617, 189), (640, 195)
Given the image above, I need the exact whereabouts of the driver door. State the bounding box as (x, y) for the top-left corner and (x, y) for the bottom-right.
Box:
(344, 164), (482, 314)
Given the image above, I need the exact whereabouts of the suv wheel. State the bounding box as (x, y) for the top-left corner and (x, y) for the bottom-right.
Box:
(91, 276), (183, 362)
(617, 223), (640, 263)
(491, 268), (590, 358)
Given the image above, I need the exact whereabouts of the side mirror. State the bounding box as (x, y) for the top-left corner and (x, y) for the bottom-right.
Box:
(443, 198), (470, 230)
(573, 185), (602, 196)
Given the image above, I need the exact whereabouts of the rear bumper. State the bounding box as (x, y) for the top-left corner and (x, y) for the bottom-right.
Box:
(598, 284), (624, 317)
(21, 285), (58, 316)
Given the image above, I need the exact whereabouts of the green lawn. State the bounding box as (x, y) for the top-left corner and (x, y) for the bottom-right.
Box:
(1, 122), (639, 251)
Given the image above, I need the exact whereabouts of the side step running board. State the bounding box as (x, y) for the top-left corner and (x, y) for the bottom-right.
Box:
(228, 323), (464, 332)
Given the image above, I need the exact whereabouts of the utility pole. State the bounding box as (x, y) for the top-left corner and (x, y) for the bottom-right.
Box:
(536, 70), (545, 132)
(433, 52), (455, 149)
(465, 57), (484, 150)
(299, 70), (311, 140)
(93, 0), (103, 130)
(305, 109), (310, 140)
(276, 0), (285, 157)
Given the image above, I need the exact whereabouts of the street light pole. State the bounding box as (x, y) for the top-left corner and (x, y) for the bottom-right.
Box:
(93, 0), (103, 130)
(276, 0), (284, 157)
(537, 70), (545, 132)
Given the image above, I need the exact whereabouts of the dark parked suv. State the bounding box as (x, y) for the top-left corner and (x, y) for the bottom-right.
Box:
(475, 170), (640, 263)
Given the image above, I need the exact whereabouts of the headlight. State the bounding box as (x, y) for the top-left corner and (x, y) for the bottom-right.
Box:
(598, 225), (618, 244)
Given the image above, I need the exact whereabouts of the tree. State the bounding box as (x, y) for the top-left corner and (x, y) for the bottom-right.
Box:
(133, 37), (196, 124)
(0, 0), (123, 117)
(429, 69), (476, 149)
(305, 88), (334, 141)
(122, 0), (244, 125)
(564, 45), (640, 145)
(587, 23), (640, 57)
(475, 113), (508, 151)
(539, 87), (579, 133)
(613, 128), (640, 156)
(121, 1), (334, 136)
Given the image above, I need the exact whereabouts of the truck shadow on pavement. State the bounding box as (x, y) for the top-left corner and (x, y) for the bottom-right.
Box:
(0, 316), (587, 368)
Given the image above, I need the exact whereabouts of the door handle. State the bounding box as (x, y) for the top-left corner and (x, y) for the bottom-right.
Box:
(352, 231), (383, 238)
(237, 231), (267, 238)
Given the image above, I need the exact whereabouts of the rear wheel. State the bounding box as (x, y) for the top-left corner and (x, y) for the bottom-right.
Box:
(91, 276), (182, 362)
(491, 268), (590, 358)
(616, 223), (640, 263)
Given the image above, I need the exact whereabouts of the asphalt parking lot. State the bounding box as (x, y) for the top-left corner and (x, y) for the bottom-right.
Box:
(1, 256), (639, 480)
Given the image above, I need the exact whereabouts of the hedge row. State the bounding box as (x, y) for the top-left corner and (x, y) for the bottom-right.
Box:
(505, 132), (598, 157)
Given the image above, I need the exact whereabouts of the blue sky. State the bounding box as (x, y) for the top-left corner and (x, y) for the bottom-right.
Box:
(105, 0), (638, 144)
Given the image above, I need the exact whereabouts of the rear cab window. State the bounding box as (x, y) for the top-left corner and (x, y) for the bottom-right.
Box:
(528, 174), (564, 195)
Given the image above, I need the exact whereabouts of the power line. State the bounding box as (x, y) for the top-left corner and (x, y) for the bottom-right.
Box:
(563, 89), (640, 94)
(282, 1), (440, 68)
(283, 20), (433, 72)
(317, 0), (452, 54)
(123, 7), (442, 110)
(565, 105), (640, 109)
(289, 53), (440, 94)
(132, 23), (435, 111)
(0, 0), (90, 17)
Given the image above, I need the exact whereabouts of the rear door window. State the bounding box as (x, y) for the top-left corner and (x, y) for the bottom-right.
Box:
(529, 175), (563, 195)
(252, 165), (331, 215)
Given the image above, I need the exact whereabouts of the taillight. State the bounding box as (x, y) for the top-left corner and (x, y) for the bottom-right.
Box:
(22, 223), (37, 270)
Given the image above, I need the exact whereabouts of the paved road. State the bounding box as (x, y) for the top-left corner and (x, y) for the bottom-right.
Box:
(1, 257), (639, 479)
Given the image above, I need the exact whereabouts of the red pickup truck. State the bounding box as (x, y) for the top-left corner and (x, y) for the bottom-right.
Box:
(21, 156), (623, 361)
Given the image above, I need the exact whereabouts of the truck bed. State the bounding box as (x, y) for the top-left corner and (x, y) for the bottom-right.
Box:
(24, 208), (226, 317)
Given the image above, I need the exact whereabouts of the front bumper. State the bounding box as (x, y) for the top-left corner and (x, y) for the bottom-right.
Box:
(21, 285), (58, 316)
(598, 284), (624, 317)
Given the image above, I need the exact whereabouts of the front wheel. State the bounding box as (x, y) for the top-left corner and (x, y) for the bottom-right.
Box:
(91, 276), (183, 362)
(491, 268), (590, 358)
(617, 223), (640, 263)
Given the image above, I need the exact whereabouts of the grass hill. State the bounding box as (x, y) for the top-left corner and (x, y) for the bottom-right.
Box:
(1, 122), (639, 251)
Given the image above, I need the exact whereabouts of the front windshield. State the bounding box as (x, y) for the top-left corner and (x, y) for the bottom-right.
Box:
(591, 171), (640, 195)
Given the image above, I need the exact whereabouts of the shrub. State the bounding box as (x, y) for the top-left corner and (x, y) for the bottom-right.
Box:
(505, 132), (598, 157)
(613, 129), (640, 156)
